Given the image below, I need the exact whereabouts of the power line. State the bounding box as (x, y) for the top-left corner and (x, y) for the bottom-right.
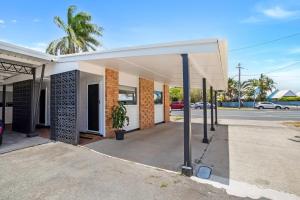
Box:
(230, 32), (300, 52)
(238, 61), (300, 77)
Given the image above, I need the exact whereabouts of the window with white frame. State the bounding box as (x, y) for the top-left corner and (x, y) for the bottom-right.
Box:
(154, 91), (163, 104)
(118, 85), (137, 105)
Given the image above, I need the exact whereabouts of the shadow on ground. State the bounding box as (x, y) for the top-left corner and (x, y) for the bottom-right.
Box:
(86, 122), (230, 185)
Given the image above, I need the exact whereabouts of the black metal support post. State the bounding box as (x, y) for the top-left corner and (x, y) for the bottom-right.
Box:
(181, 54), (193, 177)
(214, 91), (218, 125)
(210, 86), (215, 131)
(2, 85), (6, 128)
(202, 78), (209, 143)
(33, 64), (45, 127)
(28, 68), (37, 137)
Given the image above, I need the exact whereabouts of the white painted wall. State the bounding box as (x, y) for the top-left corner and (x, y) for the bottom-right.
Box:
(0, 107), (13, 124)
(119, 71), (139, 131)
(154, 81), (164, 123)
(78, 72), (104, 135)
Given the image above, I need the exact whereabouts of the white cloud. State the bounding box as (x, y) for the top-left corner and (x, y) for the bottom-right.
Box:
(0, 19), (5, 24)
(240, 16), (262, 24)
(11, 19), (17, 23)
(33, 18), (40, 23)
(288, 47), (300, 54)
(261, 6), (298, 19)
(26, 42), (48, 52)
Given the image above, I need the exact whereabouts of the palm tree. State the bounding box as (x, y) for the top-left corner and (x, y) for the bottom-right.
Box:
(241, 79), (259, 100)
(226, 78), (238, 101)
(46, 5), (103, 55)
(257, 74), (276, 101)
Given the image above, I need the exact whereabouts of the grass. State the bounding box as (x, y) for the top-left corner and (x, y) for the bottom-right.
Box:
(160, 182), (168, 188)
(284, 122), (300, 127)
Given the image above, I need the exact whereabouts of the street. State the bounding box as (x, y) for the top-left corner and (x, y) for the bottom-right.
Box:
(171, 109), (300, 121)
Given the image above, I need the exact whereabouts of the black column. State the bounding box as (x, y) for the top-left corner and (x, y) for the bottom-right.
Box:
(210, 86), (215, 131)
(202, 78), (209, 143)
(215, 91), (218, 125)
(28, 68), (38, 137)
(33, 64), (45, 128)
(181, 54), (193, 177)
(2, 85), (6, 128)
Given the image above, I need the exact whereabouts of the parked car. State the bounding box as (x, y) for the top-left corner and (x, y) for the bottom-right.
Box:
(170, 101), (184, 110)
(254, 102), (289, 110)
(194, 102), (215, 109)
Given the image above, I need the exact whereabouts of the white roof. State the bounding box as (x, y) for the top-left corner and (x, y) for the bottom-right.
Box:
(271, 90), (296, 99)
(58, 39), (228, 90)
(296, 92), (300, 97)
(0, 40), (54, 66)
(0, 39), (228, 90)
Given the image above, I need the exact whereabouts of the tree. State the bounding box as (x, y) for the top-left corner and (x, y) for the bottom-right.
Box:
(46, 5), (103, 55)
(241, 79), (259, 101)
(226, 78), (238, 101)
(169, 87), (183, 101)
(257, 74), (276, 101)
(190, 88), (202, 103)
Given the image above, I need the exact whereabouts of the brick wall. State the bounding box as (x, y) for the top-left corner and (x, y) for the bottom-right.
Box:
(163, 84), (170, 122)
(105, 68), (119, 137)
(139, 78), (154, 129)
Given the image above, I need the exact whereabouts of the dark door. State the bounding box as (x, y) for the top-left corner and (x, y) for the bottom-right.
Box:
(88, 84), (99, 131)
(39, 89), (46, 124)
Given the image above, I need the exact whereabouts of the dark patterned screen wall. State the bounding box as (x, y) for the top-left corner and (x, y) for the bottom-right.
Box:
(12, 80), (33, 134)
(50, 70), (80, 145)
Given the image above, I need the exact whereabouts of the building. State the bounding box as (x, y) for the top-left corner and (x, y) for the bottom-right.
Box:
(267, 90), (296, 100)
(0, 39), (227, 144)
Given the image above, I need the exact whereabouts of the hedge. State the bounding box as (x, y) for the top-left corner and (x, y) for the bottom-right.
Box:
(279, 96), (300, 101)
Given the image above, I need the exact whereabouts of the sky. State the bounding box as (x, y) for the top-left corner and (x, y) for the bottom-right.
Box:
(0, 0), (300, 92)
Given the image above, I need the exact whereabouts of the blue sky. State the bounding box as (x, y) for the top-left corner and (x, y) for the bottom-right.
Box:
(0, 0), (300, 91)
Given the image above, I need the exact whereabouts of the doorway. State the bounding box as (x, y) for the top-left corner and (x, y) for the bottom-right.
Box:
(39, 89), (46, 125)
(88, 84), (99, 132)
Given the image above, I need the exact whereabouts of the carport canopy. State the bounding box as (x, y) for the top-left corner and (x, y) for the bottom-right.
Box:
(58, 38), (228, 90)
(0, 40), (53, 134)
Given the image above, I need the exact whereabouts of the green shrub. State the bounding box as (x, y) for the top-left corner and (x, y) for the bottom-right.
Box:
(278, 96), (300, 101)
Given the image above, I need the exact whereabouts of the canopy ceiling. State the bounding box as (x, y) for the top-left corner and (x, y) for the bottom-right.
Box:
(59, 39), (228, 90)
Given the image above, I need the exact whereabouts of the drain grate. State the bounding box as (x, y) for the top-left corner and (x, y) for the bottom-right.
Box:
(196, 166), (212, 179)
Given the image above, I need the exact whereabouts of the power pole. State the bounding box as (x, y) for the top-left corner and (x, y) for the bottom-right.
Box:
(236, 63), (244, 109)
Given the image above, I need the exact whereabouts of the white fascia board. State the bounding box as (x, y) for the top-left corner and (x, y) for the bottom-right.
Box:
(0, 40), (54, 62)
(57, 39), (219, 62)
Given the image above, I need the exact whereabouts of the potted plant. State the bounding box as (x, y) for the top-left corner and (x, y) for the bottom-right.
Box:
(112, 102), (129, 140)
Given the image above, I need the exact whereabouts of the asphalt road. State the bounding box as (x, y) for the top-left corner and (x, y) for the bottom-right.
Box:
(171, 108), (300, 121)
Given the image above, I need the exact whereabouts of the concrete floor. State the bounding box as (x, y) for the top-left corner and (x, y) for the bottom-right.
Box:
(86, 122), (218, 171)
(87, 120), (300, 197)
(0, 131), (50, 154)
(0, 142), (250, 200)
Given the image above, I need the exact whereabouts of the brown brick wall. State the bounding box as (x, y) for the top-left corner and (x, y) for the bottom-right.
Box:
(163, 84), (170, 122)
(139, 78), (154, 129)
(105, 68), (119, 137)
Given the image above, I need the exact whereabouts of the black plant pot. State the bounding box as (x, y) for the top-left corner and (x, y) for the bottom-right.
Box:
(115, 130), (126, 140)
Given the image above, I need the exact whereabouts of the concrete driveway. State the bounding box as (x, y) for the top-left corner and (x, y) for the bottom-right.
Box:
(86, 122), (218, 171)
(86, 120), (300, 198)
(0, 142), (248, 200)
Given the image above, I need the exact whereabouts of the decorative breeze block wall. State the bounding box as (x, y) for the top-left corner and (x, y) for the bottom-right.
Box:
(12, 80), (33, 134)
(139, 78), (154, 129)
(50, 70), (80, 145)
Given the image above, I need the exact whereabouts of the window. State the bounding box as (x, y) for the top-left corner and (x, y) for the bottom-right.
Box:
(118, 85), (137, 105)
(154, 91), (163, 104)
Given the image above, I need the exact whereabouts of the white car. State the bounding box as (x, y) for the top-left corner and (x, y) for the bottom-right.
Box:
(254, 102), (289, 110)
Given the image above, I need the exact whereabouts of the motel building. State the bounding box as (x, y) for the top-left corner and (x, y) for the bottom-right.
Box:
(0, 39), (227, 176)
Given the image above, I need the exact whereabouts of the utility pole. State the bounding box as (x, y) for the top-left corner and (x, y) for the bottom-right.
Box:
(236, 63), (244, 109)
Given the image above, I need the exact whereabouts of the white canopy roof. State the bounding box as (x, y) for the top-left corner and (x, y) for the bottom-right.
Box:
(0, 39), (227, 90)
(58, 39), (228, 90)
